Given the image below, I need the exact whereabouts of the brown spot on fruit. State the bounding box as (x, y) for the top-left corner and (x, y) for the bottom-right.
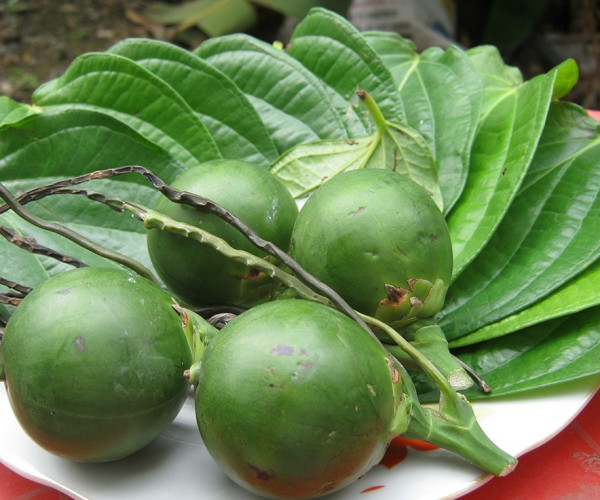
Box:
(348, 206), (366, 217)
(385, 357), (400, 384)
(270, 344), (294, 356)
(248, 464), (272, 482)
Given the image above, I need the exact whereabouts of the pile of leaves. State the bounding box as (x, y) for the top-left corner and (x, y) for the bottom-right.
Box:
(0, 7), (598, 401)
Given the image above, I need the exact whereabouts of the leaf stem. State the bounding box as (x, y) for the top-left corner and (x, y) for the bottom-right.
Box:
(357, 89), (389, 134)
(394, 358), (517, 476)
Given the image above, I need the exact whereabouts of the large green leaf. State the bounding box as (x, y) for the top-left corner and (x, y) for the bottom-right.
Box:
(361, 31), (415, 69)
(0, 108), (185, 183)
(107, 38), (278, 168)
(287, 8), (405, 127)
(445, 52), (578, 279)
(0, 109), (184, 291)
(0, 97), (41, 127)
(365, 31), (484, 213)
(269, 135), (376, 198)
(439, 102), (600, 341)
(196, 34), (366, 155)
(32, 52), (221, 169)
(456, 306), (600, 399)
(0, 207), (152, 292)
(450, 259), (600, 348)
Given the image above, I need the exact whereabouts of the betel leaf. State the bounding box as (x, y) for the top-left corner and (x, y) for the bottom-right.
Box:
(269, 135), (375, 198)
(456, 306), (600, 399)
(361, 31), (415, 69)
(372, 119), (440, 208)
(466, 45), (523, 112)
(107, 38), (279, 168)
(0, 108), (186, 184)
(364, 31), (484, 214)
(0, 97), (41, 128)
(0, 205), (152, 292)
(196, 34), (366, 155)
(0, 108), (185, 291)
(414, 306), (600, 402)
(32, 52), (221, 169)
(450, 259), (600, 348)
(445, 51), (578, 280)
(270, 91), (440, 204)
(439, 102), (600, 341)
(287, 8), (405, 127)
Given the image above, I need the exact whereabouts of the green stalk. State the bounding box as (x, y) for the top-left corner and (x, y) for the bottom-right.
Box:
(358, 89), (389, 134)
(141, 209), (331, 307)
(394, 320), (473, 390)
(181, 308), (219, 364)
(393, 358), (517, 476)
(359, 313), (461, 413)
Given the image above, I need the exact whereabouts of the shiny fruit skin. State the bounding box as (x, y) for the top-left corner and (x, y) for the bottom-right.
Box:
(146, 159), (298, 308)
(1, 267), (193, 462)
(290, 169), (453, 323)
(194, 299), (402, 499)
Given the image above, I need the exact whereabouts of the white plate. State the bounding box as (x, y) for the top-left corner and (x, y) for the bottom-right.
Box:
(1, 376), (599, 500)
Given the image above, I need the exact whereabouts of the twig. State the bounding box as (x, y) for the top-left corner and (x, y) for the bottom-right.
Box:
(0, 183), (159, 285)
(0, 225), (87, 268)
(0, 294), (23, 306)
(0, 276), (33, 296)
(453, 355), (492, 393)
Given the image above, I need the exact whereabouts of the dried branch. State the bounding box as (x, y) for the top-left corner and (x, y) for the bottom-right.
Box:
(0, 182), (158, 285)
(0, 295), (23, 306)
(0, 276), (32, 297)
(0, 225), (87, 268)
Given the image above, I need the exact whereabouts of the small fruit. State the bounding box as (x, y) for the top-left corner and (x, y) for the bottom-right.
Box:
(147, 159), (298, 307)
(1, 267), (193, 462)
(193, 299), (406, 499)
(290, 169), (453, 327)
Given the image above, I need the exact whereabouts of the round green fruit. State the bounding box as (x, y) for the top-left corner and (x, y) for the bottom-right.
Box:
(146, 159), (298, 307)
(1, 267), (193, 462)
(290, 169), (453, 326)
(194, 299), (405, 499)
